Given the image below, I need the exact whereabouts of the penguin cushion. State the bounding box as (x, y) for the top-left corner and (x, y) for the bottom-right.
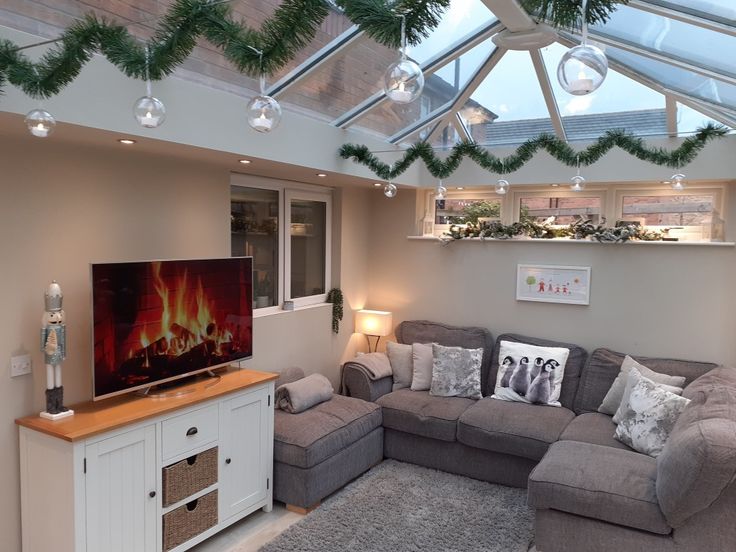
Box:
(492, 341), (569, 407)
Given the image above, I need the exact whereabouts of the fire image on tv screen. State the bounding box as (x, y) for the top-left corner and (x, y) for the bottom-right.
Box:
(92, 257), (253, 399)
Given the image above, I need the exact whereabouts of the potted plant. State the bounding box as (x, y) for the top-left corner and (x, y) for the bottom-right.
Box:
(255, 273), (273, 309)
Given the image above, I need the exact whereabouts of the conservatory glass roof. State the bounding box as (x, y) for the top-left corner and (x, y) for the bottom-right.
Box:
(2, 0), (734, 146)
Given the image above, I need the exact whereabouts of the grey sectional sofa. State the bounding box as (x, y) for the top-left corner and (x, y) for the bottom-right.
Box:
(342, 320), (736, 552)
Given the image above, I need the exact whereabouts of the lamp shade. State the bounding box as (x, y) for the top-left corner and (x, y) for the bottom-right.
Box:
(355, 310), (393, 337)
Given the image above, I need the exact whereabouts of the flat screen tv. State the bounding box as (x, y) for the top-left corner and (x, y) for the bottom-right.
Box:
(92, 257), (253, 400)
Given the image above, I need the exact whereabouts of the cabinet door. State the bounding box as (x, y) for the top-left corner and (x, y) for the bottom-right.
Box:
(219, 386), (271, 520)
(85, 425), (157, 552)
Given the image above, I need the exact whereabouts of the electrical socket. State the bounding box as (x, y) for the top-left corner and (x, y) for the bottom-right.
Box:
(10, 354), (32, 377)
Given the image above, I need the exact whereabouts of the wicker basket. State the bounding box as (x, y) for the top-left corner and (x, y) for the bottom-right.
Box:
(162, 447), (218, 507)
(163, 490), (218, 551)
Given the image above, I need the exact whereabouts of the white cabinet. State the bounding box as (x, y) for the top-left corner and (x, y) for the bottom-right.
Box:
(219, 386), (272, 520)
(85, 425), (157, 552)
(17, 370), (276, 552)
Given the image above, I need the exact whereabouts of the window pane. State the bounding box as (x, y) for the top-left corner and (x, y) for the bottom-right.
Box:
(622, 194), (715, 225)
(435, 198), (501, 224)
(231, 186), (279, 309)
(520, 196), (602, 224)
(290, 200), (326, 298)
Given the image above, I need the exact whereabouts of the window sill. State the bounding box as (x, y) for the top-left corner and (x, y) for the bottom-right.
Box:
(407, 236), (735, 247)
(253, 302), (332, 319)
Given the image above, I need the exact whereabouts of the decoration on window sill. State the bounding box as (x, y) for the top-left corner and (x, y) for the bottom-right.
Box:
(0, 0), (449, 100)
(441, 217), (664, 244)
(520, 0), (626, 30)
(326, 288), (344, 334)
(338, 124), (728, 180)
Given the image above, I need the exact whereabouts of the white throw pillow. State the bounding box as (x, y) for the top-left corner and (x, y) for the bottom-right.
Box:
(386, 341), (413, 391)
(429, 343), (483, 399)
(612, 364), (684, 424)
(491, 341), (570, 407)
(410, 343), (433, 391)
(599, 356), (686, 417)
(614, 371), (691, 457)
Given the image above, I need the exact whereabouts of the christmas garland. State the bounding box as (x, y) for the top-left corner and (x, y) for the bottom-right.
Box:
(0, 0), (449, 99)
(338, 124), (728, 180)
(443, 218), (664, 244)
(520, 0), (628, 29)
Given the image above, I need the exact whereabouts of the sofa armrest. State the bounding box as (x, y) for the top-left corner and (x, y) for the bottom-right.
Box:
(342, 362), (393, 402)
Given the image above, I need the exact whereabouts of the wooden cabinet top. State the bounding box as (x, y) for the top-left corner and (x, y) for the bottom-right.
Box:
(16, 368), (278, 442)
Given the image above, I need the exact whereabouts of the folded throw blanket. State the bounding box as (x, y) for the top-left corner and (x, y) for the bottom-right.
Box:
(345, 352), (393, 380)
(276, 373), (334, 414)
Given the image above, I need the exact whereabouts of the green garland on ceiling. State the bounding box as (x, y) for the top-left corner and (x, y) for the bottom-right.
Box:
(0, 0), (449, 100)
(338, 124), (728, 180)
(519, 0), (628, 29)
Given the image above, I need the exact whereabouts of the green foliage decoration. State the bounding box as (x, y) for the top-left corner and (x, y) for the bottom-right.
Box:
(519, 0), (628, 29)
(339, 124), (728, 179)
(326, 288), (344, 334)
(0, 0), (450, 99)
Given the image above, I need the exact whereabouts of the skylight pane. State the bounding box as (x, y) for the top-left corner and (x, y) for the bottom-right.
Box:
(591, 5), (736, 79)
(677, 103), (733, 133)
(642, 0), (736, 25)
(463, 50), (553, 146)
(604, 45), (736, 111)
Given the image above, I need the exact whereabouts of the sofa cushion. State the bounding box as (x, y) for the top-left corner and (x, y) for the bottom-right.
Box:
(657, 367), (736, 528)
(559, 412), (632, 451)
(377, 388), (475, 442)
(457, 398), (575, 460)
(274, 395), (382, 469)
(574, 348), (716, 415)
(395, 320), (494, 396)
(528, 440), (671, 535)
(489, 334), (587, 410)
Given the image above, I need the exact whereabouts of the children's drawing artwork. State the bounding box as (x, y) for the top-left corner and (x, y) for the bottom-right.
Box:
(516, 265), (591, 305)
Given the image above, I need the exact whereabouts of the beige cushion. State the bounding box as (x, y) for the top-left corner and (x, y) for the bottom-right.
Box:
(386, 341), (413, 391)
(599, 356), (685, 417)
(410, 342), (433, 391)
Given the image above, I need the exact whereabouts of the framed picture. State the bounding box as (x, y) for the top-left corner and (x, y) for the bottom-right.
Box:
(516, 264), (591, 305)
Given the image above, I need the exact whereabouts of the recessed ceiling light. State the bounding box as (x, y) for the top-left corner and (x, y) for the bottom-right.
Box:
(456, 187), (464, 190)
(117, 138), (136, 145)
(373, 182), (382, 187)
(238, 159), (252, 164)
(550, 183), (560, 187)
(317, 173), (327, 178)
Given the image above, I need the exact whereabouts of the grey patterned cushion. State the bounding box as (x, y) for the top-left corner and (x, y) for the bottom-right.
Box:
(614, 371), (691, 457)
(430, 343), (483, 400)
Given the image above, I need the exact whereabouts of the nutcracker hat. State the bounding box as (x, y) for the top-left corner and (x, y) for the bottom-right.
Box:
(45, 280), (63, 312)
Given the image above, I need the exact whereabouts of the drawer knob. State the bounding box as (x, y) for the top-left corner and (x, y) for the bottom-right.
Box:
(149, 491), (156, 498)
(186, 427), (198, 436)
(225, 458), (232, 465)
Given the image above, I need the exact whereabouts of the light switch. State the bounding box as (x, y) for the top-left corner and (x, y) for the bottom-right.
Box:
(10, 354), (32, 377)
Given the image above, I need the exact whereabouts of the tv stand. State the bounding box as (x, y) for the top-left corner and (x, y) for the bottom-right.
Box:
(137, 370), (224, 399)
(16, 368), (277, 552)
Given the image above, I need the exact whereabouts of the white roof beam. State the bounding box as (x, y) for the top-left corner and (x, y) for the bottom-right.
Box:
(453, 113), (473, 142)
(480, 0), (536, 32)
(332, 20), (504, 129)
(267, 26), (363, 98)
(529, 49), (566, 141)
(628, 0), (736, 38)
(388, 103), (454, 144)
(665, 96), (678, 136)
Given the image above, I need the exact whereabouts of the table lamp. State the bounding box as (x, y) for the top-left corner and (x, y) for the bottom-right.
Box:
(355, 309), (393, 353)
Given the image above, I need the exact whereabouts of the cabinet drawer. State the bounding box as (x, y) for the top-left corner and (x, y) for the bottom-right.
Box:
(162, 405), (218, 461)
(163, 490), (218, 551)
(162, 447), (218, 507)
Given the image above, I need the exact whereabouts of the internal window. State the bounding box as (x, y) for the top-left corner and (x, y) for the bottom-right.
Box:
(435, 197), (502, 225)
(520, 196), (602, 225)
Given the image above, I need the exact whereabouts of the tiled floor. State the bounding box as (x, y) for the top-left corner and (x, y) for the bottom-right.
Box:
(191, 504), (301, 552)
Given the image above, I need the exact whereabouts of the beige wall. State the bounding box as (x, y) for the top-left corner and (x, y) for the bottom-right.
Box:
(365, 189), (736, 367)
(0, 136), (367, 551)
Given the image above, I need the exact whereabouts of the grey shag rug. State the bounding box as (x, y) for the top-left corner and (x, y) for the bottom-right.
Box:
(259, 460), (534, 552)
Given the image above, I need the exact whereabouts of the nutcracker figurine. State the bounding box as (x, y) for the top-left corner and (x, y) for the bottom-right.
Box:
(40, 280), (74, 420)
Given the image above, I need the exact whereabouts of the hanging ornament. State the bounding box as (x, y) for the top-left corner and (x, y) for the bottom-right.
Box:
(383, 15), (424, 104)
(384, 182), (397, 198)
(133, 46), (166, 128)
(247, 51), (282, 133)
(25, 109), (56, 138)
(670, 173), (686, 191)
(495, 179), (509, 195)
(557, 0), (608, 96)
(435, 180), (447, 199)
(570, 156), (586, 191)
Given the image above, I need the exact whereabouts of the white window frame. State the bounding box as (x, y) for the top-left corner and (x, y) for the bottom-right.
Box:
(428, 189), (504, 236)
(285, 189), (332, 307)
(231, 174), (332, 313)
